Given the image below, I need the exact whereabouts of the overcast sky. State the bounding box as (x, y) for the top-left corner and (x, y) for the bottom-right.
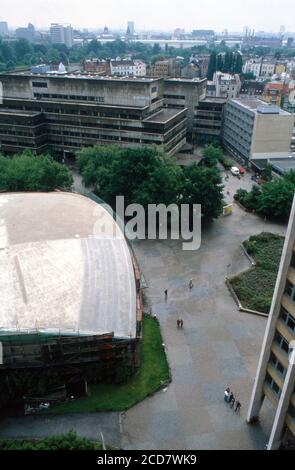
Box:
(1, 0), (294, 32)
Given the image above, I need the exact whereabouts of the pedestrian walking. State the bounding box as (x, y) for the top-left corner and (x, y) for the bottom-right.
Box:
(189, 279), (194, 290)
(180, 319), (184, 329)
(177, 319), (180, 329)
(224, 387), (230, 402)
(235, 401), (241, 413)
(164, 289), (168, 300)
(228, 392), (234, 404)
(230, 395), (236, 409)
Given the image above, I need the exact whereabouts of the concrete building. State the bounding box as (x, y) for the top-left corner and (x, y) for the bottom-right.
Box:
(50, 23), (73, 48)
(83, 59), (111, 75)
(163, 78), (207, 140)
(195, 97), (226, 144)
(260, 61), (276, 78)
(247, 196), (295, 449)
(223, 98), (294, 163)
(207, 72), (241, 99)
(126, 21), (135, 37)
(240, 80), (264, 97)
(0, 21), (8, 37)
(0, 70), (187, 156)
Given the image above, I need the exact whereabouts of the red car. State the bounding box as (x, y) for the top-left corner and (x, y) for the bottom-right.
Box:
(239, 166), (245, 175)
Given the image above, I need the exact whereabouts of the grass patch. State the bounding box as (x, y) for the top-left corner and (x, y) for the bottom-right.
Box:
(0, 431), (104, 450)
(48, 314), (170, 413)
(230, 233), (284, 314)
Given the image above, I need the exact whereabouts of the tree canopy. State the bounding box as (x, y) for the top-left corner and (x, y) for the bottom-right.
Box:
(76, 145), (224, 222)
(0, 151), (73, 192)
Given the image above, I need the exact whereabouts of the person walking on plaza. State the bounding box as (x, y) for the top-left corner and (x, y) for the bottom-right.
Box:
(164, 289), (168, 300)
(177, 319), (180, 329)
(235, 400), (241, 413)
(180, 319), (184, 329)
(224, 387), (230, 402)
(230, 394), (236, 409)
(189, 279), (194, 290)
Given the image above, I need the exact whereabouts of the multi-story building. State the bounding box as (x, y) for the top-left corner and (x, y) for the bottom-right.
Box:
(50, 23), (73, 48)
(247, 197), (295, 449)
(110, 60), (146, 77)
(83, 59), (111, 75)
(195, 97), (227, 144)
(207, 72), (241, 99)
(15, 23), (35, 42)
(242, 59), (262, 79)
(260, 61), (276, 78)
(0, 21), (8, 37)
(223, 98), (294, 163)
(262, 82), (287, 107)
(240, 80), (264, 97)
(0, 70), (187, 156)
(149, 59), (181, 78)
(163, 78), (207, 140)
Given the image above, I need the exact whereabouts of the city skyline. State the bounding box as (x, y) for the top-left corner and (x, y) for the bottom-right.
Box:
(0, 0), (294, 32)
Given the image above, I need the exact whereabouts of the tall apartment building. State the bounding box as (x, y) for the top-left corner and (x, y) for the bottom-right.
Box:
(50, 23), (73, 48)
(0, 70), (187, 156)
(163, 78), (207, 140)
(223, 98), (294, 163)
(15, 23), (35, 42)
(247, 198), (295, 449)
(0, 21), (8, 37)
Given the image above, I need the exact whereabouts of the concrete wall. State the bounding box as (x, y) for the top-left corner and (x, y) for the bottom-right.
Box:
(251, 113), (295, 155)
(0, 74), (163, 108)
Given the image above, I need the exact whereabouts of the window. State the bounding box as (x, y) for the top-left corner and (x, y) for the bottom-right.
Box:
(32, 82), (48, 88)
(265, 373), (281, 397)
(280, 307), (295, 333)
(285, 280), (295, 302)
(269, 352), (286, 377)
(274, 331), (290, 354)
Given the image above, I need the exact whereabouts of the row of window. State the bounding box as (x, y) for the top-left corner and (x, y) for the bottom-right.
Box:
(34, 93), (105, 103)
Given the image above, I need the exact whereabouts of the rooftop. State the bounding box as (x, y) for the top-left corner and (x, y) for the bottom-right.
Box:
(0, 192), (137, 338)
(2, 69), (158, 83)
(143, 108), (186, 123)
(230, 98), (292, 115)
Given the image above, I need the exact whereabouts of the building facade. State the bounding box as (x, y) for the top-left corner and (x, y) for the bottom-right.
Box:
(0, 71), (187, 156)
(195, 97), (226, 144)
(247, 197), (295, 449)
(50, 23), (73, 48)
(207, 72), (241, 99)
(223, 98), (294, 163)
(163, 78), (207, 140)
(0, 21), (8, 37)
(110, 60), (146, 77)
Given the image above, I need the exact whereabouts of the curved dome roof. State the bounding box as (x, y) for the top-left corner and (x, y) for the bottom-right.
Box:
(0, 192), (137, 338)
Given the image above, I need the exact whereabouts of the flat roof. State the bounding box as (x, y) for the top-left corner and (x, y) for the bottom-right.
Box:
(1, 70), (159, 83)
(0, 192), (137, 338)
(143, 108), (186, 123)
(230, 98), (292, 116)
(0, 108), (41, 117)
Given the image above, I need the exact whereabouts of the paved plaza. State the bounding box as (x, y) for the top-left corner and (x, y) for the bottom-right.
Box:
(121, 173), (286, 450)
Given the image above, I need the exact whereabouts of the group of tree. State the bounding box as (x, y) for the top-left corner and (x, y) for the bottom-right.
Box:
(207, 50), (243, 80)
(76, 145), (224, 223)
(202, 144), (232, 170)
(0, 151), (73, 191)
(234, 170), (295, 219)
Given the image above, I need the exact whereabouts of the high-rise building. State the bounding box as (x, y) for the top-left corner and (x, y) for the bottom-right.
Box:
(126, 21), (135, 37)
(50, 23), (73, 48)
(247, 197), (295, 449)
(0, 21), (8, 37)
(15, 23), (35, 42)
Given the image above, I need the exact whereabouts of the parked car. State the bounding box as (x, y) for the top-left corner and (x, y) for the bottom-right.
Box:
(239, 166), (245, 175)
(230, 166), (240, 176)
